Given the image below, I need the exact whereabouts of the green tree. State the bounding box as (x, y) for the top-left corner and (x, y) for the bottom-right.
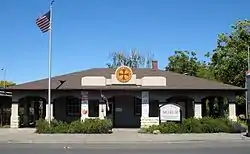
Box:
(0, 80), (16, 88)
(166, 50), (215, 80)
(196, 53), (215, 80)
(209, 20), (250, 111)
(106, 49), (154, 68)
(165, 50), (197, 76)
(210, 20), (250, 88)
(166, 50), (203, 76)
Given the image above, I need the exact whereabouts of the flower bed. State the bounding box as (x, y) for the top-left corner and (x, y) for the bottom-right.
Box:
(141, 117), (247, 134)
(35, 118), (113, 134)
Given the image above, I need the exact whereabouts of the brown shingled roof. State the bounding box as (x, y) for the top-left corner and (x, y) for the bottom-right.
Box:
(7, 68), (245, 91)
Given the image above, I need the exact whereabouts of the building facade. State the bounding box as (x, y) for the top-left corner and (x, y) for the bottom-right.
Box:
(7, 62), (245, 128)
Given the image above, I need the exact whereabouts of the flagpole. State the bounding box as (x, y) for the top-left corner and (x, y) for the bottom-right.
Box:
(48, 0), (54, 126)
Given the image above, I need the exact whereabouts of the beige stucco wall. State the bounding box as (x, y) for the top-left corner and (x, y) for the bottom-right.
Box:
(81, 75), (167, 87)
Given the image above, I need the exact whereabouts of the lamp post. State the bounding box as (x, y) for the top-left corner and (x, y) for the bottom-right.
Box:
(0, 68), (6, 89)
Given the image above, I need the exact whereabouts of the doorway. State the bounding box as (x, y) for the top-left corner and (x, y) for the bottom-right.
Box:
(112, 95), (141, 128)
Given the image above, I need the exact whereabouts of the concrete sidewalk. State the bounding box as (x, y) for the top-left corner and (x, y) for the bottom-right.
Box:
(0, 128), (249, 144)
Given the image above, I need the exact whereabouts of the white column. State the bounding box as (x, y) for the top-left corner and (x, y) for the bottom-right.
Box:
(45, 102), (54, 121)
(194, 102), (202, 119)
(141, 91), (149, 117)
(81, 91), (89, 121)
(228, 101), (237, 121)
(99, 101), (106, 119)
(10, 101), (19, 128)
(140, 91), (150, 128)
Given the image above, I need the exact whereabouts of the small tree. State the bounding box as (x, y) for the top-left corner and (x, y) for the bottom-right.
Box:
(106, 49), (154, 68)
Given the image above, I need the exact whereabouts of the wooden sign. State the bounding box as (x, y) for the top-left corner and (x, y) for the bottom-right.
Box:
(160, 104), (181, 122)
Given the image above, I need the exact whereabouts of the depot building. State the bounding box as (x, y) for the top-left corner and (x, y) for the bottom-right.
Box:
(6, 61), (245, 128)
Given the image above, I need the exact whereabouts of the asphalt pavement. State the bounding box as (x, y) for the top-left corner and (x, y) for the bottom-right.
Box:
(0, 141), (249, 154)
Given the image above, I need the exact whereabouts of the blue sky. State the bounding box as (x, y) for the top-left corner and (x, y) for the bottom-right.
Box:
(0, 0), (249, 84)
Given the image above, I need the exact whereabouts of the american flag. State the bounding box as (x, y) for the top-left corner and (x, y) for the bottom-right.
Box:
(36, 11), (50, 33)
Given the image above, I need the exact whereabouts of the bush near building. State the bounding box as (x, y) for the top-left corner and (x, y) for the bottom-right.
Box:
(141, 117), (247, 134)
(35, 119), (113, 134)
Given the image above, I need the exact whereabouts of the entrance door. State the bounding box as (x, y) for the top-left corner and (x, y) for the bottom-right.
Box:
(113, 95), (140, 128)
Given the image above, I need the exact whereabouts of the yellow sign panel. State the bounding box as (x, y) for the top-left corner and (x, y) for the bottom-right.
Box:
(115, 66), (133, 83)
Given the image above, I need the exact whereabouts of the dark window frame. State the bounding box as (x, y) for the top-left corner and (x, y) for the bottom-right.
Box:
(134, 97), (141, 116)
(88, 100), (99, 117)
(149, 99), (159, 117)
(66, 97), (81, 116)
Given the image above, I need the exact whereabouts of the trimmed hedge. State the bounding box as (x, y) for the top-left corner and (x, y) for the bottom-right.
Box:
(35, 118), (113, 134)
(143, 117), (247, 134)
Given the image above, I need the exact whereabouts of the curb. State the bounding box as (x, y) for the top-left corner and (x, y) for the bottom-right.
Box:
(1, 138), (250, 144)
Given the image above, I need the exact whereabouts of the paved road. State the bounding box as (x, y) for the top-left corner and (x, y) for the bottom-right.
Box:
(0, 141), (250, 154)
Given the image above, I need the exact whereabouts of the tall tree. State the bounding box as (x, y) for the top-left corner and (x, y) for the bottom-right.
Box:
(166, 50), (214, 80)
(196, 52), (215, 80)
(166, 50), (201, 76)
(106, 49), (154, 68)
(210, 20), (250, 88)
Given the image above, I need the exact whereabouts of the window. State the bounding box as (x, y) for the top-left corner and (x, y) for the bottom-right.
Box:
(149, 100), (159, 117)
(134, 97), (141, 116)
(66, 97), (80, 116)
(88, 100), (99, 117)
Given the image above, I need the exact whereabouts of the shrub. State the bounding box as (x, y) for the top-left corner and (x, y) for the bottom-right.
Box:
(230, 122), (247, 133)
(36, 119), (52, 133)
(144, 125), (162, 134)
(35, 118), (112, 134)
(143, 117), (245, 134)
(199, 117), (231, 133)
(159, 122), (181, 133)
(179, 118), (203, 133)
(237, 117), (248, 129)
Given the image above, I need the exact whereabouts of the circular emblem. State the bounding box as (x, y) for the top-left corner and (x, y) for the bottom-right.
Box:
(115, 66), (133, 83)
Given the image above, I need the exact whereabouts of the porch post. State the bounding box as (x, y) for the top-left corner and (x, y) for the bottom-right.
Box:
(81, 91), (89, 121)
(140, 91), (149, 128)
(228, 101), (237, 121)
(45, 102), (54, 121)
(141, 91), (149, 117)
(10, 101), (19, 128)
(99, 100), (106, 119)
(194, 102), (202, 119)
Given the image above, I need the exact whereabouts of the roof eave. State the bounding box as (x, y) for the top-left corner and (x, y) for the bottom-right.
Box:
(7, 87), (247, 91)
